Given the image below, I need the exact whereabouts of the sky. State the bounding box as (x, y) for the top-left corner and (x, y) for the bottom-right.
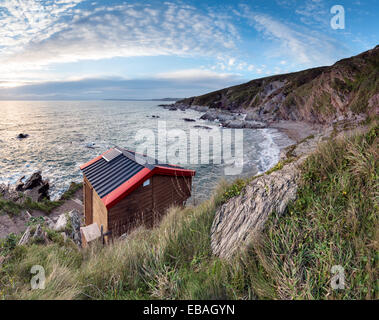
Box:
(0, 0), (378, 100)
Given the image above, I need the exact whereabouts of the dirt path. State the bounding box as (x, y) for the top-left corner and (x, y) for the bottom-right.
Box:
(0, 189), (83, 239)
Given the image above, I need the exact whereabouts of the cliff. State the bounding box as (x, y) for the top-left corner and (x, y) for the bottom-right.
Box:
(176, 45), (379, 123)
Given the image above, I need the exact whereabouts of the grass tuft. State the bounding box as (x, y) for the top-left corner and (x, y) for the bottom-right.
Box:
(0, 124), (377, 300)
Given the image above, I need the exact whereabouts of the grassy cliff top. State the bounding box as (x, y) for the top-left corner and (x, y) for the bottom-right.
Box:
(177, 45), (379, 123)
(1, 121), (377, 300)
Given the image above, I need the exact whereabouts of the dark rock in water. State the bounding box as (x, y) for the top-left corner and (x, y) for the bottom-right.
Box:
(151, 115), (160, 118)
(168, 106), (178, 111)
(23, 171), (43, 190)
(15, 171), (50, 202)
(193, 125), (212, 130)
(200, 111), (218, 121)
(222, 120), (267, 129)
(243, 120), (267, 129)
(183, 118), (196, 122)
(17, 133), (29, 139)
(222, 120), (245, 129)
(200, 111), (235, 122)
(158, 104), (172, 107)
(15, 176), (25, 191)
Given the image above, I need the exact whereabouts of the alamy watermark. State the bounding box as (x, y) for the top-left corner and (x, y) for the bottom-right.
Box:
(134, 121), (244, 175)
(330, 5), (345, 30)
(31, 265), (45, 290)
(331, 265), (345, 290)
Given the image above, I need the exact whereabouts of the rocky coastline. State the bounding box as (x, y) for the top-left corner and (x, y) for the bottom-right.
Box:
(0, 172), (83, 239)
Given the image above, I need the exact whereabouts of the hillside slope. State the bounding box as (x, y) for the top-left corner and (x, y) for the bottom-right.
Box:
(1, 121), (377, 300)
(176, 45), (379, 123)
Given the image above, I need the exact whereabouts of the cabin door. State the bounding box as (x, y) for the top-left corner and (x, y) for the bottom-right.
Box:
(84, 181), (93, 225)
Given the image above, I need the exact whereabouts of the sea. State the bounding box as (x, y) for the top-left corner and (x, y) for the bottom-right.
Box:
(0, 101), (293, 203)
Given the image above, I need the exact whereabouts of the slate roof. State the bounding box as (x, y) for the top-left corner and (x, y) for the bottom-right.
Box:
(80, 147), (195, 209)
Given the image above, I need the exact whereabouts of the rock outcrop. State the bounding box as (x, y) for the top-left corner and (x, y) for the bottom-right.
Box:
(17, 133), (29, 139)
(211, 160), (302, 259)
(53, 210), (82, 247)
(175, 45), (379, 124)
(210, 126), (334, 259)
(17, 171), (50, 202)
(0, 171), (50, 203)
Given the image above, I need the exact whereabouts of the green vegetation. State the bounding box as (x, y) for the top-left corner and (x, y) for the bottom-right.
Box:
(177, 46), (378, 124)
(0, 197), (23, 215)
(0, 196), (61, 215)
(221, 178), (249, 203)
(264, 158), (296, 175)
(0, 182), (82, 216)
(60, 182), (82, 201)
(0, 125), (377, 300)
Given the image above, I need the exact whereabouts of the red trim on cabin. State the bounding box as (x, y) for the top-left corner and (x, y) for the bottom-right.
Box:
(79, 149), (112, 170)
(101, 168), (153, 209)
(155, 166), (196, 177)
(101, 165), (195, 209)
(80, 149), (196, 209)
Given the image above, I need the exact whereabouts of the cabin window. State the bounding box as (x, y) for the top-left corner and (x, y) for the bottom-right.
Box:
(143, 179), (150, 187)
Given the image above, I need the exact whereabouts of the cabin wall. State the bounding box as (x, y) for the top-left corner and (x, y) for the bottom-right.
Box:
(83, 177), (93, 226)
(84, 175), (108, 232)
(152, 175), (192, 214)
(108, 178), (153, 237)
(107, 175), (192, 237)
(92, 188), (108, 232)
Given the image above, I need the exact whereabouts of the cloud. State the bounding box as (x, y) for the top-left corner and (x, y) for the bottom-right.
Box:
(0, 72), (244, 100)
(240, 5), (348, 67)
(0, 1), (239, 72)
(155, 69), (239, 81)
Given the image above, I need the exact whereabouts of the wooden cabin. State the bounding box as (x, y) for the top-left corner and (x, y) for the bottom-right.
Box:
(80, 147), (195, 240)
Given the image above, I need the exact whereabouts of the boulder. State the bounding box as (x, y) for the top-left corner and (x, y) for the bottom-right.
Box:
(0, 183), (8, 197)
(23, 172), (42, 190)
(18, 171), (50, 201)
(15, 176), (25, 191)
(53, 210), (82, 246)
(183, 118), (196, 122)
(222, 120), (267, 129)
(18, 226), (32, 246)
(17, 133), (29, 139)
(200, 111), (237, 123)
(210, 159), (303, 259)
(193, 125), (212, 130)
(53, 214), (68, 232)
(222, 120), (245, 129)
(200, 111), (218, 121)
(217, 113), (235, 122)
(243, 120), (267, 129)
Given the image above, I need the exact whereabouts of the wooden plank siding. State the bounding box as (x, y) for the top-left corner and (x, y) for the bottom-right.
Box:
(108, 178), (153, 237)
(83, 177), (93, 225)
(83, 177), (108, 233)
(92, 187), (108, 232)
(107, 175), (192, 238)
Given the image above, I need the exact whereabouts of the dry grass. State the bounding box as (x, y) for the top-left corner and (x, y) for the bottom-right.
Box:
(1, 123), (377, 300)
